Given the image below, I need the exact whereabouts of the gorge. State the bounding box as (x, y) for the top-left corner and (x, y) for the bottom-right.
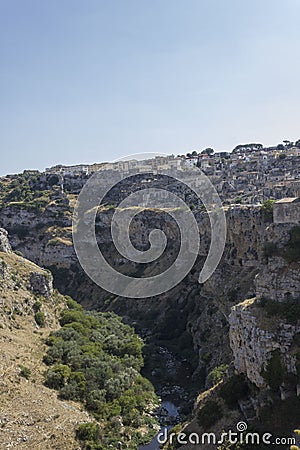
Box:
(0, 166), (299, 449)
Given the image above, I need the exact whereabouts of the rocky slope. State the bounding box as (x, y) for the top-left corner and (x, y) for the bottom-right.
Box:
(172, 220), (300, 449)
(0, 229), (93, 450)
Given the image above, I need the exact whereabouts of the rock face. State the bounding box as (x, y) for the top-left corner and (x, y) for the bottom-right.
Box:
(0, 228), (12, 253)
(255, 256), (300, 302)
(29, 272), (53, 297)
(229, 220), (300, 389)
(255, 223), (300, 302)
(229, 298), (299, 388)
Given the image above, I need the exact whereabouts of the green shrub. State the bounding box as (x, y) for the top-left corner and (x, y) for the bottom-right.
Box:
(19, 365), (31, 380)
(262, 199), (275, 222)
(76, 422), (101, 441)
(197, 400), (222, 428)
(234, 197), (242, 204)
(34, 311), (45, 327)
(207, 364), (228, 386)
(219, 374), (249, 409)
(43, 308), (158, 448)
(10, 225), (30, 240)
(45, 364), (71, 389)
(261, 349), (285, 391)
(33, 301), (42, 312)
(228, 289), (238, 302)
(65, 296), (83, 311)
(48, 174), (60, 186)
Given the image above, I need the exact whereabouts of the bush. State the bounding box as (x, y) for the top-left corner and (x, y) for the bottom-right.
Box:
(65, 296), (83, 311)
(234, 197), (242, 204)
(197, 400), (222, 428)
(219, 374), (249, 409)
(45, 364), (71, 389)
(19, 365), (31, 380)
(34, 311), (45, 327)
(48, 174), (60, 186)
(262, 199), (275, 222)
(207, 364), (228, 386)
(261, 349), (285, 391)
(43, 307), (158, 448)
(76, 422), (101, 442)
(33, 301), (42, 312)
(296, 352), (300, 380)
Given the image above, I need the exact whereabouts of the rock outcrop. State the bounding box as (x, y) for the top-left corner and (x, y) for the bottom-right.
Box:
(229, 298), (299, 388)
(229, 220), (300, 390)
(0, 228), (12, 253)
(29, 272), (53, 297)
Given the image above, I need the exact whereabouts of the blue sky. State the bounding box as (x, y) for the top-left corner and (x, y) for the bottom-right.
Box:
(1, 0), (300, 175)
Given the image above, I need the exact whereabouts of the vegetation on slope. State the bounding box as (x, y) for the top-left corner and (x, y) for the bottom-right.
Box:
(44, 297), (159, 449)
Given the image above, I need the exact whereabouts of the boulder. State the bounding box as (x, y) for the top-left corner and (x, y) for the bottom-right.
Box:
(29, 272), (53, 297)
(0, 228), (12, 253)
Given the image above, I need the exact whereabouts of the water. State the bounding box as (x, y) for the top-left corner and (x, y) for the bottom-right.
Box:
(139, 401), (179, 450)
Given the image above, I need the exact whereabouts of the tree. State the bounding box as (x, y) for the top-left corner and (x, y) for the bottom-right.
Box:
(204, 148), (214, 155)
(233, 143), (263, 153)
(207, 364), (228, 386)
(283, 140), (293, 147)
(191, 150), (198, 156)
(262, 350), (285, 391)
(34, 311), (45, 327)
(279, 153), (287, 159)
(45, 364), (71, 389)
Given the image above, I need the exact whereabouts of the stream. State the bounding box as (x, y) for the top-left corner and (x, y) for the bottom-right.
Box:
(139, 401), (180, 450)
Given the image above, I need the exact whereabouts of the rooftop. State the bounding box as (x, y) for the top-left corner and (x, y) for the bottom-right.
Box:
(275, 197), (300, 204)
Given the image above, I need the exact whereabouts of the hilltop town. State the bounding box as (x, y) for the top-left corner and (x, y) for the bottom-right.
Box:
(20, 139), (300, 206)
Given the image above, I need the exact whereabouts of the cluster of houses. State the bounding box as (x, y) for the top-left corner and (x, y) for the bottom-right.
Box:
(45, 141), (300, 177)
(43, 141), (300, 205)
(184, 143), (300, 171)
(45, 155), (184, 176)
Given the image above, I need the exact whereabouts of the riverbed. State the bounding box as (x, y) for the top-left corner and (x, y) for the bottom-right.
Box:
(139, 401), (180, 450)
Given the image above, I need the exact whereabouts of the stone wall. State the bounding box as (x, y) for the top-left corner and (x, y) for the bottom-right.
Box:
(273, 198), (300, 224)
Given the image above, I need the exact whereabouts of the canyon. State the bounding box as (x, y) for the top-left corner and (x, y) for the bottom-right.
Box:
(0, 166), (299, 449)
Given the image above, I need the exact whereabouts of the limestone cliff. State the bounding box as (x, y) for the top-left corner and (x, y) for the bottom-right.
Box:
(229, 220), (300, 392)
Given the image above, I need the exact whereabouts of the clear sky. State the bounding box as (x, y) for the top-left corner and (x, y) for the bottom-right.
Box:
(1, 0), (300, 175)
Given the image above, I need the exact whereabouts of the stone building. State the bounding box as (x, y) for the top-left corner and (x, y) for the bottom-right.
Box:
(273, 197), (300, 224)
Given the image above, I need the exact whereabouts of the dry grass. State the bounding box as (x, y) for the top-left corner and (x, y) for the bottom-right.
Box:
(0, 253), (93, 449)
